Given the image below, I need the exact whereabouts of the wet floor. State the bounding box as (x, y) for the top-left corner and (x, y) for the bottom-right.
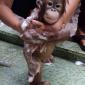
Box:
(0, 41), (85, 85)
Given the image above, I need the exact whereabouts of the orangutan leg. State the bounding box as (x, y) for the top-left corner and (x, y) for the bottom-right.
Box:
(23, 43), (41, 84)
(38, 42), (56, 63)
(23, 42), (54, 85)
(29, 66), (51, 85)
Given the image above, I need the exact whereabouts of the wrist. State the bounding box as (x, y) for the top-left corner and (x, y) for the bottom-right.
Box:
(14, 21), (24, 34)
(14, 15), (28, 34)
(53, 20), (63, 31)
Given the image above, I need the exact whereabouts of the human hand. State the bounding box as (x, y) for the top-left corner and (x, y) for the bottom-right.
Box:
(26, 19), (66, 42)
(20, 20), (47, 44)
(40, 19), (67, 42)
(40, 18), (65, 42)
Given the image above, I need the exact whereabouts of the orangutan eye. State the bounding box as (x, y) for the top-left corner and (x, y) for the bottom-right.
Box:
(56, 4), (61, 8)
(47, 1), (53, 7)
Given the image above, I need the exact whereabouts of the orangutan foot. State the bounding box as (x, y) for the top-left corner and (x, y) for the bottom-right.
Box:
(29, 81), (51, 85)
(28, 62), (41, 82)
(42, 55), (54, 65)
(39, 81), (51, 85)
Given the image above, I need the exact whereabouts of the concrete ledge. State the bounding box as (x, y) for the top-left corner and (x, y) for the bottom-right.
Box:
(53, 41), (85, 62)
(0, 30), (23, 46)
(0, 22), (23, 46)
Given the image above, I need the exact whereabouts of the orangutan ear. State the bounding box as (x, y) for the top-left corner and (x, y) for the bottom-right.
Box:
(36, 0), (43, 8)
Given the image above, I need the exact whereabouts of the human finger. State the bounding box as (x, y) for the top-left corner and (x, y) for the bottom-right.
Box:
(31, 20), (45, 30)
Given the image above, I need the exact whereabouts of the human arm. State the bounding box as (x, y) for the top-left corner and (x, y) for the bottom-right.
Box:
(0, 0), (23, 33)
(0, 0), (45, 43)
(52, 0), (80, 31)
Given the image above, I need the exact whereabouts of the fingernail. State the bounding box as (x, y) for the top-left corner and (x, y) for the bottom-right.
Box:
(31, 20), (35, 24)
(31, 20), (36, 22)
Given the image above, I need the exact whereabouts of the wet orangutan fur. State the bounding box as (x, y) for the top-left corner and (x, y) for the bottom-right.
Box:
(22, 0), (69, 85)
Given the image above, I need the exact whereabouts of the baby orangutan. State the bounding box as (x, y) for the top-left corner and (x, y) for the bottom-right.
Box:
(20, 0), (69, 85)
